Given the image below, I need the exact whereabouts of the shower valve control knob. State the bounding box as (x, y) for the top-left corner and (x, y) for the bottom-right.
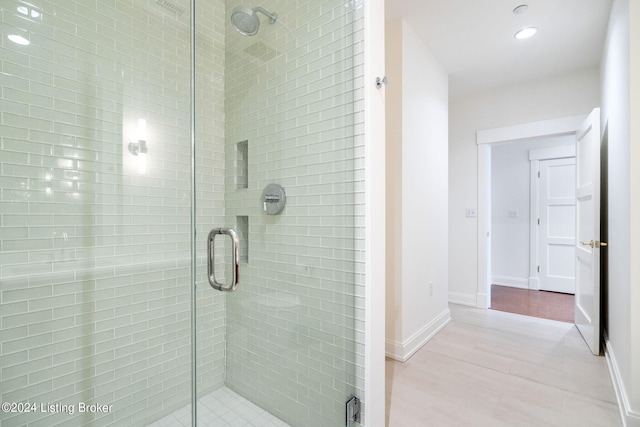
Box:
(375, 76), (388, 89)
(262, 183), (286, 215)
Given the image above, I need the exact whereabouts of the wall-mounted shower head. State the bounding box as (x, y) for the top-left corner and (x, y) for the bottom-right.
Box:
(231, 6), (278, 36)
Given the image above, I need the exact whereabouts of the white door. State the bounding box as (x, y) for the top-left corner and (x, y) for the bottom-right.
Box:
(575, 108), (602, 355)
(539, 158), (576, 294)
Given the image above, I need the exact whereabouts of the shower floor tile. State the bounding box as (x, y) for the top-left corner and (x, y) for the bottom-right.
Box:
(148, 387), (290, 427)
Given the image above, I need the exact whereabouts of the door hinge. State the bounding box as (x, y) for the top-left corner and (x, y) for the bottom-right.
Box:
(537, 265), (540, 273)
(538, 171), (540, 178)
(538, 218), (540, 225)
(346, 396), (361, 425)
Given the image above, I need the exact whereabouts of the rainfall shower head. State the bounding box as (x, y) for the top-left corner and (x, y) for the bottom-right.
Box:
(230, 6), (278, 36)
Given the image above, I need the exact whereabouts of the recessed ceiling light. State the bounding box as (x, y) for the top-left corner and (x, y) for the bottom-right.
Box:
(513, 5), (529, 15)
(515, 27), (537, 40)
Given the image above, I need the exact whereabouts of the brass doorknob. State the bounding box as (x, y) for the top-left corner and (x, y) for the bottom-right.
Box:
(580, 240), (608, 248)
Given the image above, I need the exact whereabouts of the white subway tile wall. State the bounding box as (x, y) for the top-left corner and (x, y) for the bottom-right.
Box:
(223, 1), (363, 425)
(0, 0), (226, 425)
(0, 0), (365, 426)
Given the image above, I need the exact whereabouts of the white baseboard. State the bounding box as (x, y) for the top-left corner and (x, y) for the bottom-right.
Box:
(528, 277), (540, 290)
(448, 292), (476, 307)
(605, 339), (640, 427)
(385, 308), (451, 362)
(492, 275), (529, 289)
(476, 292), (488, 308)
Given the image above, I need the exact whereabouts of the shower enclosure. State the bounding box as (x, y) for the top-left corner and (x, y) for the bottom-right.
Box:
(0, 0), (363, 425)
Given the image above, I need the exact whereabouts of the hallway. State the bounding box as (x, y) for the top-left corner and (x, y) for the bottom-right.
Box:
(386, 305), (620, 426)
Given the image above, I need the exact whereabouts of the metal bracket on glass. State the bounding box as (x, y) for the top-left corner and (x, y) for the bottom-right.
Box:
(207, 227), (240, 292)
(345, 396), (361, 425)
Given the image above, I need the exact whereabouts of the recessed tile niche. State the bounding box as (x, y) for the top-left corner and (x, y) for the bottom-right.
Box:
(236, 215), (248, 264)
(236, 140), (248, 190)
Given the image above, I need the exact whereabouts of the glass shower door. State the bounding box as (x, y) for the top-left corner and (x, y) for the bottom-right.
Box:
(193, 0), (359, 426)
(0, 0), (360, 425)
(0, 1), (196, 425)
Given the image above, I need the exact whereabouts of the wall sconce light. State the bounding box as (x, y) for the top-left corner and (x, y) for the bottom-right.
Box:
(128, 139), (148, 156)
(128, 119), (148, 174)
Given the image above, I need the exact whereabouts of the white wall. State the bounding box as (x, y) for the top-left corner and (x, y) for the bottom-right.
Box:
(448, 68), (600, 305)
(631, 0), (640, 420)
(491, 136), (574, 289)
(363, 0), (387, 424)
(631, 0), (640, 419)
(601, 0), (640, 424)
(385, 19), (450, 362)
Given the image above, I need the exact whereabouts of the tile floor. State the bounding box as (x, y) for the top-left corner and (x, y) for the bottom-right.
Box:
(148, 387), (289, 427)
(386, 304), (621, 426)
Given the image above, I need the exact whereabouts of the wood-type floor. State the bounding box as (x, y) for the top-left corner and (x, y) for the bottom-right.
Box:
(490, 285), (575, 323)
(386, 305), (620, 426)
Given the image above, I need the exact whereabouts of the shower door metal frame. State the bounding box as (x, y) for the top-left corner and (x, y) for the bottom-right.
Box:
(189, 0), (197, 425)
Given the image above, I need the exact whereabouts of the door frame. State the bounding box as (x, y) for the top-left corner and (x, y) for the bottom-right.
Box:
(364, 0), (386, 424)
(528, 146), (576, 292)
(476, 114), (587, 308)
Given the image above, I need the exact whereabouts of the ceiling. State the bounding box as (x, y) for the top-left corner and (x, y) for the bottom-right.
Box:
(385, 0), (613, 100)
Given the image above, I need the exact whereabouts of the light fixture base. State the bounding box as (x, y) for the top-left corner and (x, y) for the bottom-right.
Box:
(513, 4), (529, 15)
(128, 140), (148, 156)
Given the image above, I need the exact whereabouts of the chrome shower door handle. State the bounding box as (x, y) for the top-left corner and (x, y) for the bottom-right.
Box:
(207, 227), (240, 292)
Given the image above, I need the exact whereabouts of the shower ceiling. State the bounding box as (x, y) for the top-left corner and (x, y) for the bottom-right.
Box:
(386, 0), (613, 99)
